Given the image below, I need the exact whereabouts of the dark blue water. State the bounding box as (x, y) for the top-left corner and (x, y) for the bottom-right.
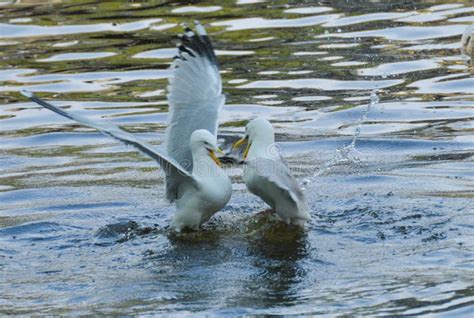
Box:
(1, 0), (473, 315)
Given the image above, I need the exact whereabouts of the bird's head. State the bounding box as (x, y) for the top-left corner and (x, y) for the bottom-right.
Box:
(232, 118), (275, 159)
(190, 129), (222, 166)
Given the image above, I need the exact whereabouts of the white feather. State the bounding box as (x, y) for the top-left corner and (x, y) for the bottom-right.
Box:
(165, 24), (225, 201)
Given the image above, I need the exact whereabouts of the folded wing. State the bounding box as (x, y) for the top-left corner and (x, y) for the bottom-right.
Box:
(246, 157), (307, 211)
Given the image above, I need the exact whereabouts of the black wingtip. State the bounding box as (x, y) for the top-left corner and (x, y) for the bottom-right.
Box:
(176, 22), (218, 66)
(178, 44), (196, 58)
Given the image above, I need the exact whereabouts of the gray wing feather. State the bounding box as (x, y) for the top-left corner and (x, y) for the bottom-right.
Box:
(166, 26), (224, 169)
(21, 91), (197, 201)
(246, 157), (307, 209)
(165, 23), (224, 200)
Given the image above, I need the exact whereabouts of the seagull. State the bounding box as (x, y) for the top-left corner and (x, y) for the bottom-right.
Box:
(21, 22), (232, 232)
(232, 118), (311, 226)
(461, 24), (473, 57)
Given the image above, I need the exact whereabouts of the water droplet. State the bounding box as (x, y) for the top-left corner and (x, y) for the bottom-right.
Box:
(370, 91), (379, 104)
(308, 90), (378, 180)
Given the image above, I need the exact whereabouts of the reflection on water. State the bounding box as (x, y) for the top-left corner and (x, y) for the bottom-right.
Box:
(0, 0), (473, 316)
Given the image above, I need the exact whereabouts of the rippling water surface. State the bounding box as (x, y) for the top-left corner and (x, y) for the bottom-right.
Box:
(1, 0), (473, 316)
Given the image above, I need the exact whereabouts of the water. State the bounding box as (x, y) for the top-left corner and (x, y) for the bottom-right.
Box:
(1, 0), (473, 315)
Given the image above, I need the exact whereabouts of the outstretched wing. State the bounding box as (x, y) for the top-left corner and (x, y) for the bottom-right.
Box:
(166, 21), (225, 170)
(21, 91), (197, 201)
(246, 157), (308, 212)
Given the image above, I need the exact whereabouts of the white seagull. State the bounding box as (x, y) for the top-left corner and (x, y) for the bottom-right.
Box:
(21, 22), (231, 231)
(233, 118), (311, 226)
(461, 24), (473, 57)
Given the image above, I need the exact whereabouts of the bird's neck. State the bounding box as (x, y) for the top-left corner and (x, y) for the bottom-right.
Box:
(247, 135), (276, 159)
(192, 150), (222, 178)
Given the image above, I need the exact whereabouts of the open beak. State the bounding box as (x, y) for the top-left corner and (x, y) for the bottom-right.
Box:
(232, 136), (251, 160)
(208, 149), (221, 166)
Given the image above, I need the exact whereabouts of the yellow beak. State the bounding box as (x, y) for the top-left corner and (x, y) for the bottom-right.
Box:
(208, 149), (221, 166)
(243, 142), (251, 159)
(232, 136), (247, 150)
(232, 136), (251, 160)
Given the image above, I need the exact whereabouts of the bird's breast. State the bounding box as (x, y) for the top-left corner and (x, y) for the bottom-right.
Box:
(198, 173), (232, 209)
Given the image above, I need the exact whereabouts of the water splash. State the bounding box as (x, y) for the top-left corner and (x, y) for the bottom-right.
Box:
(302, 91), (378, 188)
